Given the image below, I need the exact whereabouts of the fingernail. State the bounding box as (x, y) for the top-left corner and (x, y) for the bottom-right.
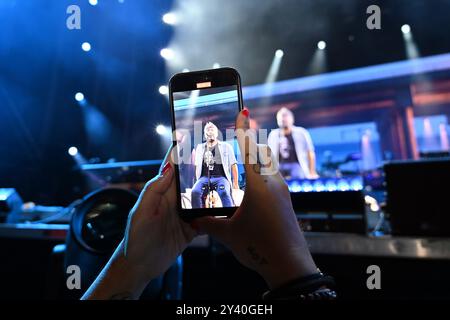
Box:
(161, 162), (171, 175)
(242, 108), (249, 118)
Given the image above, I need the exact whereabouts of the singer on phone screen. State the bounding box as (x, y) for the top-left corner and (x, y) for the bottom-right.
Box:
(191, 122), (239, 208)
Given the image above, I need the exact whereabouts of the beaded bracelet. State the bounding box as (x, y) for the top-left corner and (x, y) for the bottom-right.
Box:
(262, 272), (337, 300)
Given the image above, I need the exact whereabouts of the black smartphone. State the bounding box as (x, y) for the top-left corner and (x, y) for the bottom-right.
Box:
(169, 67), (244, 221)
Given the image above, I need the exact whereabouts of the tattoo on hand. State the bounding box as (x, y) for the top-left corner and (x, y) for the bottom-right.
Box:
(247, 246), (268, 266)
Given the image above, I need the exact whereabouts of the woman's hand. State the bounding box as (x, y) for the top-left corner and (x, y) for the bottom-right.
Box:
(82, 149), (195, 299)
(194, 109), (318, 290)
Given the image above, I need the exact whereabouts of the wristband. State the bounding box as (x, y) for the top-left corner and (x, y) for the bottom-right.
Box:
(262, 272), (337, 300)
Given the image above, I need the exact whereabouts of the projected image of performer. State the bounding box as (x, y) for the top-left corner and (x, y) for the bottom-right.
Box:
(268, 107), (319, 179)
(191, 122), (239, 208)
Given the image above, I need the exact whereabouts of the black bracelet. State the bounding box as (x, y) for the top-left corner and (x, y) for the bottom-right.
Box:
(262, 272), (337, 301)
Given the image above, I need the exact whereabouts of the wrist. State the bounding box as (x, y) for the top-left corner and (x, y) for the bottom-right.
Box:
(82, 242), (152, 300)
(260, 249), (319, 289)
(112, 242), (156, 290)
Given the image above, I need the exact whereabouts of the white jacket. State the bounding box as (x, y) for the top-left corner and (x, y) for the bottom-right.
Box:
(194, 141), (237, 185)
(267, 126), (315, 178)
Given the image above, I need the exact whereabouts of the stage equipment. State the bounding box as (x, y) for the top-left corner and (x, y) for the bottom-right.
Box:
(385, 159), (450, 237)
(0, 188), (23, 223)
(292, 190), (366, 234)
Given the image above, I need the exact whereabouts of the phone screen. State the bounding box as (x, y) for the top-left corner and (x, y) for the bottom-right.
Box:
(171, 77), (244, 214)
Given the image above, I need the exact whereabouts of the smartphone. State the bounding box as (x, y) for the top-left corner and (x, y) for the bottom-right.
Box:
(169, 67), (244, 221)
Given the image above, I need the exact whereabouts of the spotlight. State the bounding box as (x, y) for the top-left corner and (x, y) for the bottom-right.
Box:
(89, 0), (98, 6)
(182, 68), (190, 73)
(156, 125), (167, 135)
(81, 42), (91, 52)
(275, 49), (284, 58)
(159, 85), (168, 95)
(75, 92), (85, 102)
(213, 63), (220, 69)
(162, 12), (177, 25)
(265, 49), (285, 83)
(68, 147), (78, 156)
(317, 41), (326, 50)
(401, 24), (411, 34)
(160, 48), (174, 60)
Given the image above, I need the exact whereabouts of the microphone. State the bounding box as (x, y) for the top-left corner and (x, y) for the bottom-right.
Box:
(204, 150), (214, 166)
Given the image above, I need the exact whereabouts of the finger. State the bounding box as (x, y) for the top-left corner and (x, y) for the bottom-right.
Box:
(160, 144), (175, 174)
(257, 144), (278, 176)
(138, 145), (174, 206)
(144, 162), (174, 196)
(193, 216), (232, 244)
(235, 108), (259, 176)
(141, 144), (175, 196)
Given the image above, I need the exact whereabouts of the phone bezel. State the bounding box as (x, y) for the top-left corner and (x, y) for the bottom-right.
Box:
(168, 67), (244, 221)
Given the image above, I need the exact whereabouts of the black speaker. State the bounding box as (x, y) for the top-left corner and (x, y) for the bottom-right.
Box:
(385, 159), (450, 237)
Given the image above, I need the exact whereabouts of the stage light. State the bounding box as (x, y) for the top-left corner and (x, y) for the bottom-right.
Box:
(81, 42), (91, 52)
(275, 49), (284, 58)
(162, 12), (177, 25)
(182, 68), (190, 73)
(75, 92), (85, 102)
(317, 41), (326, 50)
(265, 49), (285, 84)
(160, 48), (174, 60)
(68, 147), (78, 156)
(401, 24), (411, 34)
(159, 85), (168, 95)
(213, 63), (220, 69)
(89, 0), (98, 6)
(156, 125), (167, 135)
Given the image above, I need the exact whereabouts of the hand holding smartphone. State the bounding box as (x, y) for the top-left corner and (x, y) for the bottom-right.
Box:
(169, 68), (244, 221)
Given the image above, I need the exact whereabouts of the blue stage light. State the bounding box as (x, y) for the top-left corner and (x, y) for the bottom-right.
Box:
(81, 42), (91, 52)
(275, 49), (284, 58)
(317, 41), (326, 50)
(75, 92), (85, 102)
(162, 12), (177, 25)
(313, 181), (325, 192)
(337, 180), (350, 191)
(288, 181), (302, 193)
(302, 181), (313, 192)
(68, 147), (78, 156)
(350, 178), (363, 191)
(156, 125), (167, 135)
(326, 181), (337, 191)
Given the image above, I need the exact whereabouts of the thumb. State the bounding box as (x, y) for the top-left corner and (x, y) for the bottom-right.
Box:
(193, 216), (231, 244)
(143, 144), (175, 196)
(139, 162), (174, 207)
(235, 108), (258, 175)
